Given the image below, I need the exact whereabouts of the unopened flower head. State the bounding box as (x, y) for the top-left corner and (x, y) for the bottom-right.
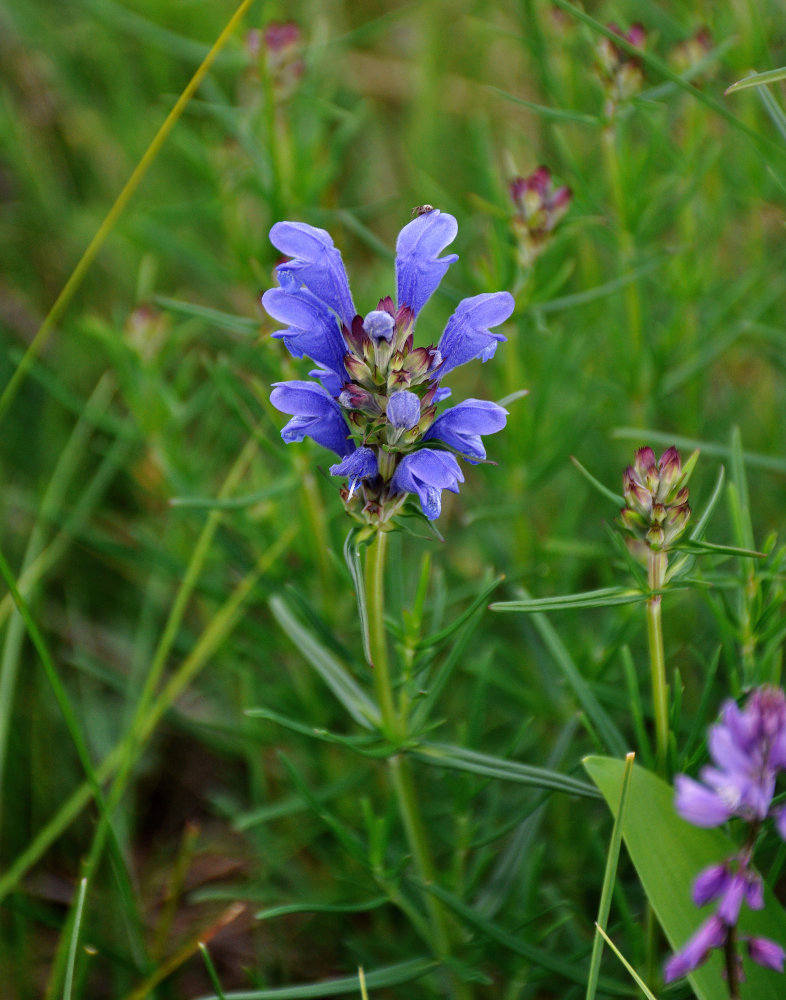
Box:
(620, 446), (695, 561)
(509, 166), (571, 268)
(665, 686), (786, 985)
(246, 21), (304, 99)
(596, 22), (646, 118)
(263, 212), (514, 525)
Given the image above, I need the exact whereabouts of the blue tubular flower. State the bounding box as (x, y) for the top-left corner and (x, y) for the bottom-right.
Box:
(262, 287), (348, 380)
(437, 292), (515, 377)
(390, 450), (464, 521)
(424, 398), (508, 463)
(270, 221), (355, 328)
(395, 210), (459, 315)
(263, 211), (516, 524)
(330, 447), (378, 498)
(270, 381), (352, 457)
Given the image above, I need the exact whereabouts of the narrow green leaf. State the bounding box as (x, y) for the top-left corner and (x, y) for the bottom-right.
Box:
(415, 574), (503, 649)
(490, 587), (645, 612)
(270, 596), (380, 729)
(413, 741), (600, 798)
(586, 754), (635, 1000)
(422, 882), (628, 995)
(170, 478), (297, 509)
(195, 957), (436, 999)
(593, 925), (657, 1000)
(154, 295), (260, 334)
(570, 455), (625, 507)
(613, 428), (786, 475)
(726, 66), (786, 94)
(488, 86), (600, 124)
(62, 877), (88, 1000)
(255, 898), (388, 920)
(344, 529), (372, 665)
(584, 756), (786, 1000)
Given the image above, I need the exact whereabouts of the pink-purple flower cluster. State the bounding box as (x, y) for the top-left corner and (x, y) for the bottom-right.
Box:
(263, 212), (514, 523)
(664, 687), (786, 984)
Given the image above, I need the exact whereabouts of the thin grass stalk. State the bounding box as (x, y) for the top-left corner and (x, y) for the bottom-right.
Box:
(0, 0), (255, 426)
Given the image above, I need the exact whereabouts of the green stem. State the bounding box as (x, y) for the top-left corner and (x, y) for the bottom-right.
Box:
(363, 530), (470, 1000)
(364, 530), (398, 737)
(646, 551), (669, 777)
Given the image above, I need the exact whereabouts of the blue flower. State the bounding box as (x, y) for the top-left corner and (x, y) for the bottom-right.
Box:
(424, 399), (508, 463)
(263, 211), (515, 523)
(436, 292), (515, 377)
(390, 450), (464, 521)
(270, 381), (353, 457)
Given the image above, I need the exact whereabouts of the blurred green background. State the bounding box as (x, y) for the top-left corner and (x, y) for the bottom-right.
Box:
(2, 0), (786, 997)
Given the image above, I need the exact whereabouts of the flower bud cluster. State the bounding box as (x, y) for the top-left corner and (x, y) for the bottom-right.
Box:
(509, 167), (572, 269)
(246, 21), (304, 101)
(665, 687), (786, 984)
(595, 22), (646, 119)
(620, 446), (694, 562)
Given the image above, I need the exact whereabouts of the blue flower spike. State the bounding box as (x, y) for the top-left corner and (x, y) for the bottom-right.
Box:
(263, 211), (516, 525)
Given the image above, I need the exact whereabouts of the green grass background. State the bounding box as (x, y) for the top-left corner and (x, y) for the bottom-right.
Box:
(2, 0), (786, 997)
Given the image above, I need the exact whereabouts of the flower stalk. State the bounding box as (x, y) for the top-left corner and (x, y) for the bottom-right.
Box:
(362, 529), (470, 1000)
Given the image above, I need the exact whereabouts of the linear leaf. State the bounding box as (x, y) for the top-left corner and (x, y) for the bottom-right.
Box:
(422, 883), (628, 995)
(726, 66), (786, 94)
(413, 741), (600, 798)
(270, 596), (380, 729)
(490, 587), (645, 612)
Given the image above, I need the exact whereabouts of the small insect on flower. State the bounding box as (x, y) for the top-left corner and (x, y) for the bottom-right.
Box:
(411, 205), (436, 217)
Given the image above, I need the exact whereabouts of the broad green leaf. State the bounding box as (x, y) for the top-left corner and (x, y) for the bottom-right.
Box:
(414, 742), (600, 798)
(584, 756), (786, 1000)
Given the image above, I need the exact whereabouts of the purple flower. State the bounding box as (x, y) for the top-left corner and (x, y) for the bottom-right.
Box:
(263, 212), (515, 523)
(675, 687), (786, 830)
(664, 916), (725, 982)
(436, 293), (515, 378)
(390, 450), (464, 521)
(746, 936), (786, 972)
(665, 686), (786, 986)
(424, 399), (508, 463)
(270, 381), (352, 457)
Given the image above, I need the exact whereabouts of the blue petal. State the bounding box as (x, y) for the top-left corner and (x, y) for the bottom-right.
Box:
(437, 292), (514, 377)
(395, 211), (458, 316)
(387, 390), (421, 430)
(329, 446), (378, 481)
(390, 449), (464, 520)
(262, 286), (348, 378)
(270, 221), (355, 328)
(424, 399), (508, 463)
(270, 380), (353, 457)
